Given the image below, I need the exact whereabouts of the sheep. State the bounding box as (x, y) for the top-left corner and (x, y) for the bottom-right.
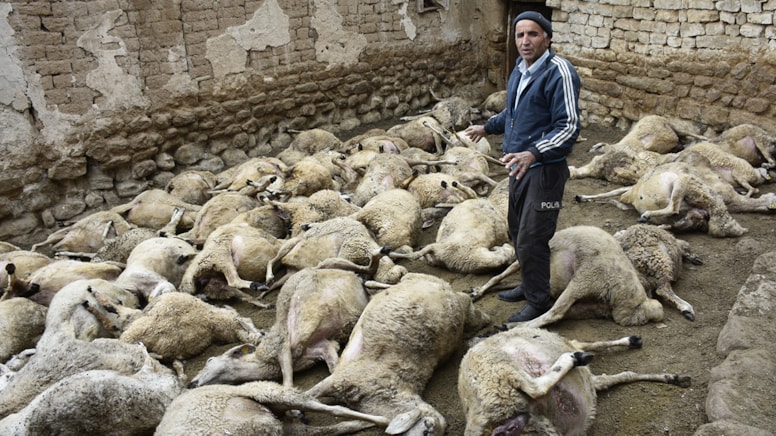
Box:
(44, 278), (140, 342)
(306, 273), (491, 435)
(212, 157), (286, 192)
(21, 259), (124, 306)
(614, 224), (703, 321)
(0, 251), (53, 299)
(0, 298), (46, 363)
(351, 188), (423, 252)
(165, 169), (218, 205)
(155, 381), (390, 435)
(478, 89), (507, 119)
(113, 236), (198, 300)
(352, 134), (408, 154)
(84, 292), (264, 362)
(0, 332), (150, 418)
(189, 267), (369, 388)
(0, 242), (20, 255)
(400, 171), (479, 227)
(30, 210), (134, 255)
(569, 140), (676, 185)
(707, 123), (776, 168)
(274, 154), (339, 199)
(266, 216), (406, 287)
(0, 346), (185, 435)
(350, 153), (415, 206)
(261, 189), (359, 237)
(176, 190), (263, 244)
(87, 226), (158, 263)
(401, 95), (475, 131)
(679, 141), (771, 196)
(438, 146), (500, 194)
(458, 327), (691, 436)
(178, 222), (281, 307)
(111, 188), (201, 231)
(574, 161), (750, 238)
(228, 204), (290, 240)
(386, 116), (447, 155)
(486, 177), (509, 220)
(390, 198), (515, 274)
(470, 226), (665, 328)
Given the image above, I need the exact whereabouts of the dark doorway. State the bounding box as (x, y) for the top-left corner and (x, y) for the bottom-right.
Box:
(506, 1), (551, 82)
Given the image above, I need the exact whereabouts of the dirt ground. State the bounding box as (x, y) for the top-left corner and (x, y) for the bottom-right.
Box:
(179, 122), (775, 434)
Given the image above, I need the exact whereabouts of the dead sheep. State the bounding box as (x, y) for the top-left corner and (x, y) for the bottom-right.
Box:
(88, 227), (158, 264)
(113, 236), (198, 300)
(165, 169), (218, 205)
(261, 189), (359, 237)
(0, 251), (53, 299)
(274, 154), (340, 199)
(471, 226), (665, 328)
(44, 279), (139, 342)
(0, 243), (20, 255)
(401, 172), (479, 225)
(401, 94), (476, 131)
(111, 189), (201, 232)
(478, 89), (507, 119)
(0, 332), (150, 419)
(707, 123), (776, 168)
(0, 298), (46, 363)
(350, 134), (408, 154)
(306, 273), (491, 435)
(679, 141), (771, 197)
(228, 204), (290, 240)
(189, 267), (369, 388)
(458, 327), (691, 435)
(176, 191), (262, 244)
(391, 198), (515, 274)
(90, 292), (264, 362)
(614, 224), (703, 321)
(351, 188), (423, 252)
(155, 381), (389, 436)
(21, 259), (124, 306)
(178, 222), (282, 307)
(266, 216), (406, 287)
(386, 116), (447, 155)
(0, 347), (184, 435)
(276, 128), (343, 165)
(575, 161), (750, 238)
(30, 210), (134, 255)
(569, 140), (676, 185)
(350, 153), (415, 206)
(212, 157), (286, 192)
(438, 146), (500, 194)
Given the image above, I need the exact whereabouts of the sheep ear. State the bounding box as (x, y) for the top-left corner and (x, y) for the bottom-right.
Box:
(226, 344), (256, 358)
(385, 409), (422, 434)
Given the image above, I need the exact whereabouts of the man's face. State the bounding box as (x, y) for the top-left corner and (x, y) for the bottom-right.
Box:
(515, 19), (550, 67)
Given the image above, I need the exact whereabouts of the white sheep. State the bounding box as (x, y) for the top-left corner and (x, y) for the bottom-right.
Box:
(96, 292), (265, 362)
(401, 95), (475, 130)
(458, 327), (691, 435)
(111, 188), (201, 231)
(569, 140), (675, 185)
(30, 210), (135, 255)
(350, 153), (414, 206)
(265, 216), (406, 288)
(438, 146), (500, 194)
(471, 226), (665, 328)
(22, 259), (124, 306)
(679, 141), (771, 196)
(614, 224), (703, 321)
(261, 188), (360, 237)
(212, 157), (286, 192)
(276, 128), (343, 165)
(164, 169), (218, 205)
(0, 346), (184, 435)
(178, 222), (282, 307)
(0, 251), (53, 300)
(390, 198), (515, 274)
(0, 298), (46, 363)
(707, 123), (776, 168)
(176, 190), (262, 244)
(155, 381), (390, 435)
(351, 188), (423, 252)
(189, 266), (369, 388)
(0, 243), (20, 255)
(306, 273), (491, 434)
(574, 161), (750, 238)
(113, 236), (198, 300)
(386, 116), (447, 155)
(87, 227), (158, 264)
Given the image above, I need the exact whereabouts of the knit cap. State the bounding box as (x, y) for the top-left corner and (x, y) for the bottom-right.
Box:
(512, 11), (552, 38)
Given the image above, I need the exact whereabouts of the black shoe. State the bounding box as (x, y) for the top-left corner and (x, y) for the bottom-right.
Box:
(507, 304), (548, 323)
(498, 285), (525, 302)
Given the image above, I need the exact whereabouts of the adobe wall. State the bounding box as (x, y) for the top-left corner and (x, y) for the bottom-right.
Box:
(0, 0), (506, 245)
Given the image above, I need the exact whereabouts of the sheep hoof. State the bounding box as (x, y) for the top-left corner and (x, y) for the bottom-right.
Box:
(682, 310), (696, 321)
(670, 374), (692, 388)
(628, 335), (643, 349)
(4, 263), (15, 274)
(636, 215), (649, 223)
(572, 351), (594, 367)
(573, 195), (584, 203)
(250, 282), (269, 292)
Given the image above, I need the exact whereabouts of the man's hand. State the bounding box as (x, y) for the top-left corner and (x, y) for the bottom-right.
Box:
(502, 151), (537, 179)
(464, 125), (487, 142)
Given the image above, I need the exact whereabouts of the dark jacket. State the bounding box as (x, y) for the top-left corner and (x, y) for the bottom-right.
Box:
(484, 49), (581, 164)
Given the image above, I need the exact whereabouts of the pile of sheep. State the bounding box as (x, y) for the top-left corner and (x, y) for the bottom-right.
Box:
(1, 90), (773, 434)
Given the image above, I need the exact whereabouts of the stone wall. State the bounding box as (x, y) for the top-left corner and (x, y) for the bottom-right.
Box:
(0, 0), (505, 245)
(546, 0), (776, 133)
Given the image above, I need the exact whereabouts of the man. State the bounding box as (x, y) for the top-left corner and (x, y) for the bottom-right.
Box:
(465, 11), (581, 322)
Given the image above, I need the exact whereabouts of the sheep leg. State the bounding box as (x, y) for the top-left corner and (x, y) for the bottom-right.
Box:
(468, 259), (521, 300)
(279, 339), (295, 388)
(266, 237), (301, 284)
(388, 244), (433, 261)
(81, 300), (122, 337)
(517, 351), (594, 399)
(158, 207), (184, 237)
(654, 282), (695, 321)
(569, 335), (643, 352)
(510, 281), (585, 329)
(638, 183), (685, 220)
(1, 264), (16, 301)
(574, 186), (632, 204)
(592, 371), (691, 392)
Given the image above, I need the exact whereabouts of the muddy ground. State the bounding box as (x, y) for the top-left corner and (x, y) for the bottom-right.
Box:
(179, 121), (776, 435)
